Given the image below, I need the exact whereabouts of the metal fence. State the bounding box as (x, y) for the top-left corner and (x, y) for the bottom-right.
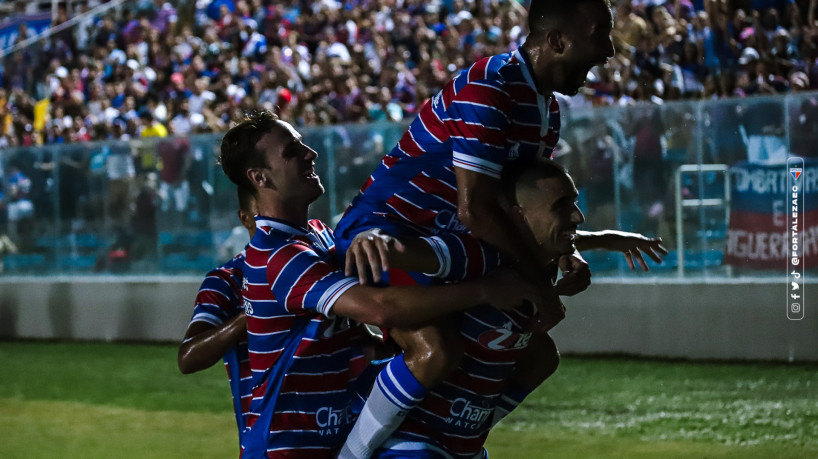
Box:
(1, 93), (816, 277)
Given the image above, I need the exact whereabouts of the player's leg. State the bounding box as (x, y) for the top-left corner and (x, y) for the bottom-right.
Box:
(490, 332), (559, 428)
(340, 294), (463, 458)
(390, 318), (464, 389)
(336, 220), (498, 458)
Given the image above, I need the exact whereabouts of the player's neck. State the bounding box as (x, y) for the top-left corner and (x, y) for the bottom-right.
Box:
(521, 41), (555, 96)
(256, 198), (309, 229)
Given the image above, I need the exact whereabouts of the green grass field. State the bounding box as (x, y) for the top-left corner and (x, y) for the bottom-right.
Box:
(1, 341), (816, 458)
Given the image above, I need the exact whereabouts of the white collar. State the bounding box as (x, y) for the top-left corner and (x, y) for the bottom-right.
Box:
(254, 216), (308, 236)
(513, 48), (552, 139)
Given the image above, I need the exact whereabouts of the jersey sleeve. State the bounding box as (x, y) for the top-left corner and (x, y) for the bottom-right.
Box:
(444, 79), (513, 179)
(190, 266), (243, 327)
(422, 233), (503, 282)
(266, 240), (358, 317)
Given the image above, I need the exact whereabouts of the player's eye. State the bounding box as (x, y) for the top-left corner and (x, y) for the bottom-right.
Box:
(283, 142), (301, 158)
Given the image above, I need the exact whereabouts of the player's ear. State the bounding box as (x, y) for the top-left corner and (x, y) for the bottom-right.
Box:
(546, 30), (565, 54)
(247, 168), (272, 190)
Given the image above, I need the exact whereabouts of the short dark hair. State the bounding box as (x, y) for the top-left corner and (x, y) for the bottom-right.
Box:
(219, 110), (280, 190)
(528, 0), (612, 37)
(501, 159), (570, 207)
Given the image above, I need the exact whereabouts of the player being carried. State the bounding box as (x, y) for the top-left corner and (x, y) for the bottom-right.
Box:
(368, 159), (603, 457)
(337, 0), (667, 457)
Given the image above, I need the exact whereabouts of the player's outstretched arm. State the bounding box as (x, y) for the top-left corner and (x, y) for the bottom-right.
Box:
(177, 313), (247, 374)
(574, 230), (668, 271)
(332, 267), (540, 329)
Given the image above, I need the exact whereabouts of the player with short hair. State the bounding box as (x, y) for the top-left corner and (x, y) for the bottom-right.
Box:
(217, 111), (540, 457)
(177, 185), (258, 451)
(375, 160), (586, 457)
(336, 0), (618, 282)
(338, 1), (666, 456)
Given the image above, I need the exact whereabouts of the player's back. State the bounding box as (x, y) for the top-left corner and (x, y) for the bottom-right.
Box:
(380, 303), (539, 458)
(337, 49), (560, 242)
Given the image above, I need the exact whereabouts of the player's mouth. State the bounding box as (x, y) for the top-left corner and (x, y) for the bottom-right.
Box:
(304, 165), (318, 179)
(589, 59), (608, 71)
(582, 60), (608, 83)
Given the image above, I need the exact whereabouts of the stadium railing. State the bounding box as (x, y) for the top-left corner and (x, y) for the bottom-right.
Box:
(1, 93), (816, 278)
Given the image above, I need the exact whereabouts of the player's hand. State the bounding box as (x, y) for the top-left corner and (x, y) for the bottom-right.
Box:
(345, 228), (405, 284)
(554, 252), (591, 296)
(479, 267), (541, 311)
(524, 281), (565, 333)
(596, 230), (668, 271)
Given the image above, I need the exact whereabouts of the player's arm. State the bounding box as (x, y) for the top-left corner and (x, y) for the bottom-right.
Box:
(332, 267), (539, 329)
(574, 229), (668, 271)
(456, 167), (544, 277)
(177, 313), (247, 374)
(344, 228), (441, 284)
(275, 241), (539, 329)
(444, 82), (587, 299)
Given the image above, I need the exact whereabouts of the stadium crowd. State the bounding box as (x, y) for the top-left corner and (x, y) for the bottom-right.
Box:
(0, 0), (817, 148)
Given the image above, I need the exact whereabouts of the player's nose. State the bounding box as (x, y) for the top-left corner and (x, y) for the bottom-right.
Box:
(572, 204), (585, 225)
(303, 144), (318, 160)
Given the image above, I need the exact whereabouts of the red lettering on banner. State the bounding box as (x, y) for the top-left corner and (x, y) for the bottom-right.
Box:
(725, 215), (818, 269)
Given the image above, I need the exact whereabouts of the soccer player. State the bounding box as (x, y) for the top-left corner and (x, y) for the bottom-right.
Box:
(177, 186), (258, 449)
(335, 0), (621, 292)
(374, 159), (593, 457)
(217, 111), (540, 457)
(337, 1), (666, 456)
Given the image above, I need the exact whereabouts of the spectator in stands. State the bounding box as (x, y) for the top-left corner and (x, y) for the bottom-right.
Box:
(5, 164), (34, 250)
(139, 110), (168, 138)
(156, 136), (191, 218)
(789, 71), (818, 158)
(3, 0), (818, 144)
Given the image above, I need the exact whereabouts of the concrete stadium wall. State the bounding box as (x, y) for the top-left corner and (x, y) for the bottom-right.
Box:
(0, 277), (815, 362)
(553, 279), (818, 362)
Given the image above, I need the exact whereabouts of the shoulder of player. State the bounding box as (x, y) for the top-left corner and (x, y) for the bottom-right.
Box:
(307, 218), (333, 235)
(202, 265), (238, 285)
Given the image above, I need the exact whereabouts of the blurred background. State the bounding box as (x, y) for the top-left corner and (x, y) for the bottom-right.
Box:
(0, 0), (815, 359)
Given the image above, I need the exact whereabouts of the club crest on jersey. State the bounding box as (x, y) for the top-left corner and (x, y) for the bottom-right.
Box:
(477, 327), (532, 351)
(791, 167), (802, 180)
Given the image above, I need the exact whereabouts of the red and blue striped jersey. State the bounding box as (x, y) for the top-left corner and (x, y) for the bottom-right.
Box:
(383, 303), (539, 458)
(337, 48), (560, 239)
(241, 216), (367, 458)
(189, 254), (253, 443)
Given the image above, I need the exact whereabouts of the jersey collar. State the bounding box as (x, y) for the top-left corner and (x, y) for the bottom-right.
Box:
(514, 47), (540, 94)
(514, 47), (552, 138)
(254, 215), (309, 235)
